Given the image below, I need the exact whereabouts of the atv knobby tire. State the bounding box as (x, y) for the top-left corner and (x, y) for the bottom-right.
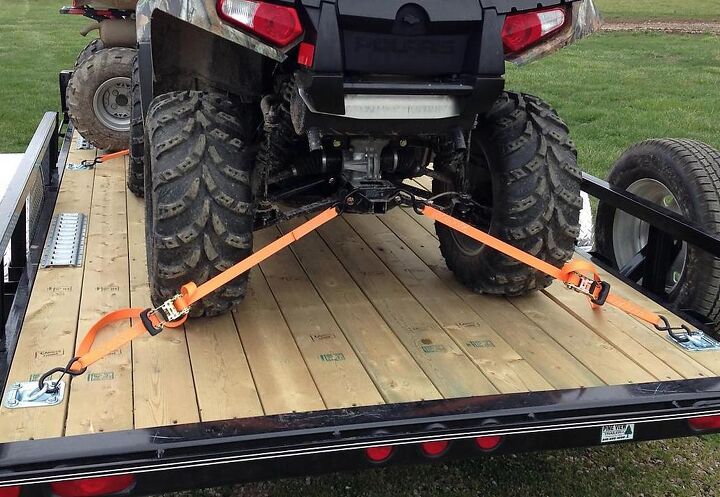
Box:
(75, 38), (105, 68)
(145, 91), (257, 317)
(67, 47), (135, 151)
(434, 92), (582, 295)
(127, 54), (144, 196)
(595, 139), (720, 331)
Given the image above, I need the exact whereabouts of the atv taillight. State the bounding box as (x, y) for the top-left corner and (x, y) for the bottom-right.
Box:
(217, 0), (303, 47)
(502, 7), (567, 56)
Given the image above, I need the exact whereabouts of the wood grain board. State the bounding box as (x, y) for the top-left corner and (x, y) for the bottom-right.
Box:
(1, 153), (715, 442)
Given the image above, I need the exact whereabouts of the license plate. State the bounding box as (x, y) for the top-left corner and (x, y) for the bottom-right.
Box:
(600, 423), (635, 443)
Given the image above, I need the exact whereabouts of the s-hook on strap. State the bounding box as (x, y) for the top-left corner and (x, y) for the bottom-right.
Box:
(37, 192), (691, 389)
(72, 149), (130, 170)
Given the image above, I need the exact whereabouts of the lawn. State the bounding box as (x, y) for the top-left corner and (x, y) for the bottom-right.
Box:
(594, 0), (720, 21)
(2, 2), (720, 496)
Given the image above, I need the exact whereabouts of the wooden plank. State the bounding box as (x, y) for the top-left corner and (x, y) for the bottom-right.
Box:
(315, 218), (500, 398)
(185, 312), (264, 421)
(0, 139), (96, 442)
(344, 214), (553, 394)
(233, 269), (327, 415)
(509, 293), (657, 385)
(543, 284), (711, 380)
(591, 260), (720, 376)
(379, 208), (604, 389)
(126, 184), (200, 428)
(255, 228), (384, 409)
(278, 223), (442, 403)
(64, 156), (133, 436)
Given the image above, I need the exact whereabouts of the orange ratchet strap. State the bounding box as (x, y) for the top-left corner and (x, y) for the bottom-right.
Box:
(62, 207), (340, 375)
(98, 149), (130, 162)
(421, 204), (667, 329)
(47, 197), (681, 384)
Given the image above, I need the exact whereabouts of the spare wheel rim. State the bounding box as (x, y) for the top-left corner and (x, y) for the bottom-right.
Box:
(612, 178), (687, 294)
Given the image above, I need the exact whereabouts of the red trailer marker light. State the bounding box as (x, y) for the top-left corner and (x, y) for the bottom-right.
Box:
(50, 475), (135, 497)
(365, 445), (394, 463)
(475, 435), (503, 451)
(420, 440), (449, 457)
(689, 415), (720, 431)
(502, 7), (567, 55)
(0, 486), (21, 497)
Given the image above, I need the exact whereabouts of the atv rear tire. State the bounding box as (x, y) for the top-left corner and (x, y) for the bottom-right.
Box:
(595, 139), (720, 331)
(67, 47), (135, 151)
(75, 38), (105, 68)
(127, 54), (144, 196)
(145, 91), (257, 317)
(433, 92), (582, 295)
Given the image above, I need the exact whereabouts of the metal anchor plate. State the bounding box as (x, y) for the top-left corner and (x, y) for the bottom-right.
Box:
(667, 330), (720, 352)
(75, 136), (95, 150)
(67, 160), (95, 171)
(40, 213), (87, 268)
(3, 381), (65, 409)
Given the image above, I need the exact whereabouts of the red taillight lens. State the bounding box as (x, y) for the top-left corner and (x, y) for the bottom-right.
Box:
(365, 445), (394, 463)
(0, 486), (21, 497)
(217, 0), (303, 47)
(420, 440), (449, 457)
(475, 435), (503, 451)
(501, 7), (567, 55)
(689, 415), (720, 431)
(50, 475), (135, 497)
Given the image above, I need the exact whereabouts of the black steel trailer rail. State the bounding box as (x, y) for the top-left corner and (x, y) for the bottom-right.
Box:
(1, 107), (720, 494)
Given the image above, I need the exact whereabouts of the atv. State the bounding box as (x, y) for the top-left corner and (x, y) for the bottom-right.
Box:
(131, 0), (601, 316)
(63, 1), (138, 151)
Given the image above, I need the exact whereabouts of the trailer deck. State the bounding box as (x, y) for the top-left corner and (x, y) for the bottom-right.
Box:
(1, 131), (718, 444)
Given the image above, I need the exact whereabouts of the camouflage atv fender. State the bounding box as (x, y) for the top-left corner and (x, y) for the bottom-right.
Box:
(135, 0), (287, 62)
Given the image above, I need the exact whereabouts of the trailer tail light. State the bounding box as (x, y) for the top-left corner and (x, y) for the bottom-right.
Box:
(475, 435), (503, 451)
(50, 475), (135, 497)
(0, 486), (21, 497)
(217, 0), (303, 47)
(502, 7), (567, 56)
(365, 445), (394, 463)
(420, 440), (449, 457)
(689, 415), (720, 431)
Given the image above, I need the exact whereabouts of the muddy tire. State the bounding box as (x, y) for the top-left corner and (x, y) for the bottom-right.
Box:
(75, 38), (105, 68)
(127, 55), (144, 196)
(433, 92), (582, 295)
(145, 91), (258, 317)
(595, 139), (720, 330)
(66, 47), (135, 151)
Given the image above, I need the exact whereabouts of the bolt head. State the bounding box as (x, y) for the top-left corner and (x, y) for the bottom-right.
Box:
(399, 139), (408, 147)
(328, 177), (336, 185)
(333, 139), (342, 148)
(346, 197), (355, 206)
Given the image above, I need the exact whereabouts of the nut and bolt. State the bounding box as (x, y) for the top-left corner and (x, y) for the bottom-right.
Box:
(333, 139), (342, 148)
(346, 197), (355, 206)
(399, 139), (408, 147)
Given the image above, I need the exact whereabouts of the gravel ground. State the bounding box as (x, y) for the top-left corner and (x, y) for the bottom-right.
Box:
(603, 20), (720, 35)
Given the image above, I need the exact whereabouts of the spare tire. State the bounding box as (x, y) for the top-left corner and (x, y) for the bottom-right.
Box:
(66, 47), (135, 151)
(595, 139), (720, 330)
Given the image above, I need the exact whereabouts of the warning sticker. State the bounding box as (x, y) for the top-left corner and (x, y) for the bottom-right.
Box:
(600, 423), (635, 443)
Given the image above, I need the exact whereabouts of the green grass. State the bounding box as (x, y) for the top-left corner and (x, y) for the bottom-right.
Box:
(594, 0), (720, 21)
(506, 32), (720, 177)
(0, 1), (88, 153)
(2, 2), (720, 496)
